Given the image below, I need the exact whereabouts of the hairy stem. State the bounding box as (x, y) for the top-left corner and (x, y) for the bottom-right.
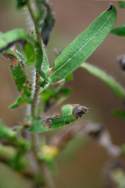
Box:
(27, 1), (54, 188)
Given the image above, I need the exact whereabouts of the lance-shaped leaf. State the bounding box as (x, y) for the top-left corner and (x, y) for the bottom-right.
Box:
(9, 88), (31, 109)
(41, 44), (50, 75)
(81, 63), (125, 99)
(111, 25), (125, 36)
(6, 53), (32, 109)
(50, 6), (116, 83)
(36, 42), (50, 75)
(23, 43), (36, 65)
(10, 63), (27, 92)
(35, 43), (50, 84)
(0, 29), (32, 53)
(29, 104), (88, 133)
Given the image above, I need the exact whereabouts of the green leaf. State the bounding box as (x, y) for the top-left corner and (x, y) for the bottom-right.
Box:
(10, 63), (27, 91)
(35, 43), (49, 80)
(41, 87), (71, 111)
(113, 110), (125, 119)
(9, 93), (31, 109)
(50, 6), (116, 83)
(0, 121), (16, 140)
(61, 104), (74, 116)
(29, 104), (88, 133)
(41, 43), (50, 75)
(81, 63), (125, 99)
(35, 44), (43, 71)
(65, 73), (74, 82)
(7, 53), (32, 109)
(35, 48), (48, 88)
(118, 1), (125, 8)
(0, 29), (32, 53)
(111, 25), (125, 36)
(0, 122), (29, 151)
(4, 50), (32, 109)
(16, 0), (28, 8)
(23, 43), (36, 65)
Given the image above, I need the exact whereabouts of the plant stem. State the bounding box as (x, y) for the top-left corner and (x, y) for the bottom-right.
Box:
(31, 70), (41, 117)
(27, 0), (43, 178)
(43, 165), (55, 188)
(27, 1), (55, 188)
(27, 1), (41, 117)
(27, 0), (44, 53)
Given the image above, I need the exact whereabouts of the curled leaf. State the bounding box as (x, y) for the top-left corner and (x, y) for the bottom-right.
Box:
(6, 53), (32, 109)
(0, 29), (32, 53)
(36, 0), (55, 45)
(29, 104), (88, 133)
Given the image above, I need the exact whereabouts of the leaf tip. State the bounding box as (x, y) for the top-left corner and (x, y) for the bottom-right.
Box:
(73, 105), (88, 118)
(107, 4), (117, 16)
(107, 4), (113, 11)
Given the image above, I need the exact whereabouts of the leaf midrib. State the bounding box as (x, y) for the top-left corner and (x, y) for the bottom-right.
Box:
(51, 11), (113, 80)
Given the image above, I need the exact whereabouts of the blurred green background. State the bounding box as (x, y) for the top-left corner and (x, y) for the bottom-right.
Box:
(0, 0), (125, 187)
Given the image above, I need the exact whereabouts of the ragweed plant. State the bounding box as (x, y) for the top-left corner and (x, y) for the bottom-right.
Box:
(0, 0), (125, 187)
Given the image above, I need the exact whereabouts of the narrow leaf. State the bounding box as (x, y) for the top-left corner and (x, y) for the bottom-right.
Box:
(111, 25), (125, 36)
(6, 53), (32, 108)
(41, 43), (50, 75)
(0, 29), (32, 53)
(4, 50), (32, 108)
(23, 43), (36, 65)
(50, 6), (116, 82)
(29, 104), (88, 133)
(10, 63), (26, 91)
(81, 63), (125, 99)
(35, 43), (49, 78)
(9, 92), (31, 109)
